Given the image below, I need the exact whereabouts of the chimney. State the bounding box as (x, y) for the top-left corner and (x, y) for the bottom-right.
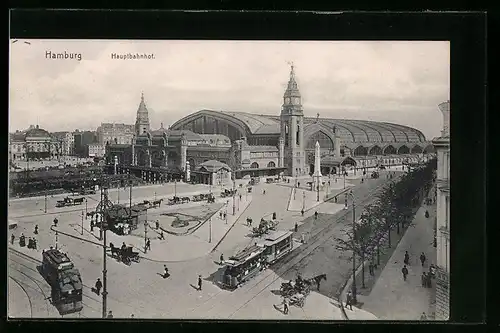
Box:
(438, 100), (450, 136)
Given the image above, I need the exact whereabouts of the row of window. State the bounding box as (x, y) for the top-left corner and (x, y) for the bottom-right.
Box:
(250, 161), (276, 169)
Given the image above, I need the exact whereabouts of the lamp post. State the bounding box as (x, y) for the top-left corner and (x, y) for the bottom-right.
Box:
(174, 179), (177, 197)
(208, 218), (212, 243)
(55, 231), (59, 250)
(144, 219), (148, 253)
(232, 178), (236, 216)
(316, 175), (320, 202)
(44, 189), (48, 213)
(343, 169), (346, 189)
(85, 198), (88, 219)
(81, 210), (84, 235)
(302, 190), (306, 211)
(346, 190), (357, 304)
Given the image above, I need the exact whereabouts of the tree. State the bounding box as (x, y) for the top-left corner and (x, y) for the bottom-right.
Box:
(335, 214), (377, 289)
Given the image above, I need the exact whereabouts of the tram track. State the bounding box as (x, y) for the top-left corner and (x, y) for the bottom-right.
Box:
(8, 247), (132, 317)
(8, 275), (34, 318)
(184, 177), (395, 318)
(8, 261), (52, 317)
(225, 179), (392, 318)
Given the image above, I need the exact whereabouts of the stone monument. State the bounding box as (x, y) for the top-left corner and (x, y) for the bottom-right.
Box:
(313, 141), (322, 190)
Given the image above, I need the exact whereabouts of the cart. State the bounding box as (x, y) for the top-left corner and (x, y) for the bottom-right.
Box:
(290, 293), (306, 308)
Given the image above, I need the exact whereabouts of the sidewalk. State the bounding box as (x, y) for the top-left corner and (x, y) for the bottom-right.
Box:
(360, 203), (437, 320)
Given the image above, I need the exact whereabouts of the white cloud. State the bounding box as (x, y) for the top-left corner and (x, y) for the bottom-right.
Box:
(9, 40), (449, 139)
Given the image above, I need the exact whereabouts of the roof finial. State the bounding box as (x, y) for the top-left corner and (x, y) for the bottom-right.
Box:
(290, 61), (295, 78)
(141, 91), (144, 102)
(316, 113), (320, 123)
(160, 122), (164, 129)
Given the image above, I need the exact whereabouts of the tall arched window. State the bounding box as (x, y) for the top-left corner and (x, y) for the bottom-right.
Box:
(250, 162), (259, 169)
(267, 161), (276, 168)
(306, 131), (334, 149)
(296, 125), (300, 146)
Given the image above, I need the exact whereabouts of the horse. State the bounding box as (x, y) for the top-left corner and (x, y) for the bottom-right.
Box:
(181, 197), (191, 203)
(152, 199), (163, 208)
(108, 243), (120, 258)
(309, 274), (327, 291)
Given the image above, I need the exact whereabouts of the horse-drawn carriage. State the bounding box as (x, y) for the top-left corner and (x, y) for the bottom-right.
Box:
(108, 243), (140, 265)
(371, 171), (380, 179)
(192, 194), (206, 202)
(167, 196), (191, 205)
(252, 218), (279, 237)
(279, 274), (327, 307)
(56, 196), (85, 208)
(221, 189), (237, 198)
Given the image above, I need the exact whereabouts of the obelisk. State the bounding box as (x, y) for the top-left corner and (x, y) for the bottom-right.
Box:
(313, 141), (322, 190)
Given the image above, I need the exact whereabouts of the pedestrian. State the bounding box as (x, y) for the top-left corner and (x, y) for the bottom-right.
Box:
(239, 194), (242, 200)
(294, 223), (298, 233)
(34, 225), (38, 234)
(404, 251), (410, 265)
(421, 272), (427, 287)
(301, 233), (305, 244)
(163, 265), (169, 278)
(425, 210), (430, 218)
(368, 263), (374, 276)
(263, 189), (266, 195)
(53, 217), (58, 227)
(314, 211), (318, 220)
(223, 212), (227, 220)
(219, 211), (223, 219)
(301, 209), (304, 217)
(11, 234), (15, 245)
(146, 238), (151, 251)
(220, 253), (224, 264)
(420, 252), (426, 267)
(32, 238), (37, 250)
(159, 231), (165, 240)
(334, 196), (337, 203)
(402, 265), (409, 281)
(198, 275), (202, 291)
(107, 311), (113, 318)
(346, 290), (353, 310)
(426, 273), (432, 288)
(156, 220), (160, 230)
(272, 212), (276, 220)
(90, 220), (94, 232)
(283, 297), (289, 314)
(361, 178), (364, 183)
(420, 312), (427, 320)
(95, 278), (103, 295)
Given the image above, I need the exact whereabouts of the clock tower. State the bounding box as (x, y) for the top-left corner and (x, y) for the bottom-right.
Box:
(280, 64), (306, 177)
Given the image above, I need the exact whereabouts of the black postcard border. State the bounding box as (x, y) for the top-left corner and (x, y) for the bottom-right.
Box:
(5, 9), (487, 332)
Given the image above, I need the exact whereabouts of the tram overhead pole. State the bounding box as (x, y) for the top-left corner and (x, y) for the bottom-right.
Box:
(101, 185), (110, 319)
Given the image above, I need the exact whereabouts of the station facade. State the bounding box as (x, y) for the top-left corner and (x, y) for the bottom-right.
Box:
(105, 65), (435, 181)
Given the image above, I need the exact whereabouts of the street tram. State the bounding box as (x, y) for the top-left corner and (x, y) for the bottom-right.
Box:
(258, 231), (294, 264)
(40, 249), (83, 315)
(221, 245), (267, 290)
(220, 231), (295, 290)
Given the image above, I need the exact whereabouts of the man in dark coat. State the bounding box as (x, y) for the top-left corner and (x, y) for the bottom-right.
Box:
(404, 251), (410, 265)
(402, 265), (409, 281)
(95, 278), (103, 295)
(420, 252), (426, 267)
(198, 275), (203, 291)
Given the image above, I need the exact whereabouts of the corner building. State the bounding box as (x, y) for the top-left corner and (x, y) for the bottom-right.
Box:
(432, 100), (450, 320)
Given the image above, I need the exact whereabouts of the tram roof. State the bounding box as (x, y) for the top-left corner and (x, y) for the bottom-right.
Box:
(262, 230), (293, 243)
(227, 245), (264, 264)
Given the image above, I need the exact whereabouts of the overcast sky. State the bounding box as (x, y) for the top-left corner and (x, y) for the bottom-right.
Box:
(9, 40), (449, 139)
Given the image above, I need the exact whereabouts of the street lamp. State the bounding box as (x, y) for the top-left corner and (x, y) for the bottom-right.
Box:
(232, 178), (236, 216)
(81, 210), (84, 235)
(346, 190), (357, 304)
(144, 219), (148, 253)
(209, 218), (212, 243)
(85, 198), (88, 219)
(302, 190), (306, 211)
(174, 179), (177, 197)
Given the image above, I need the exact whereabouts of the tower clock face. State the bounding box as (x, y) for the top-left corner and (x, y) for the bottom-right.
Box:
(285, 97), (291, 104)
(293, 97), (300, 104)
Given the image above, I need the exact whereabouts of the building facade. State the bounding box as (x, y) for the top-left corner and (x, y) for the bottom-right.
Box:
(432, 100), (450, 320)
(105, 65), (435, 181)
(170, 65), (436, 176)
(52, 131), (75, 156)
(9, 125), (62, 161)
(88, 143), (106, 158)
(73, 130), (98, 157)
(97, 122), (135, 146)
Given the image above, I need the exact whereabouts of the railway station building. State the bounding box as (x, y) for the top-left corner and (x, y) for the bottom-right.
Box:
(105, 65), (435, 182)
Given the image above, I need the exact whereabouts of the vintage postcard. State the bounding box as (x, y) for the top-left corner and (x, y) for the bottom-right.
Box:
(8, 40), (450, 320)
